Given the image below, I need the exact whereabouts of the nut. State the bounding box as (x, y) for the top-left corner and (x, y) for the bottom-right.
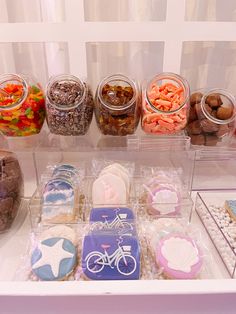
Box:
(201, 119), (219, 133)
(205, 93), (223, 108)
(190, 134), (205, 146)
(189, 106), (197, 122)
(187, 120), (202, 135)
(190, 92), (203, 106)
(216, 124), (230, 138)
(216, 107), (233, 120)
(205, 135), (219, 146)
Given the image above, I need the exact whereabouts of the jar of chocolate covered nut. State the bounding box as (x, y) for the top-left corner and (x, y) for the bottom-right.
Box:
(187, 89), (236, 146)
(46, 75), (94, 136)
(0, 150), (23, 232)
(95, 74), (140, 136)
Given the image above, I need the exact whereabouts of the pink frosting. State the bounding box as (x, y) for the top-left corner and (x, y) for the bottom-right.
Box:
(146, 186), (181, 217)
(156, 234), (203, 279)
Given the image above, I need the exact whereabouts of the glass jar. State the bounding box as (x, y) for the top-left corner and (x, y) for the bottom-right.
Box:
(95, 74), (140, 136)
(0, 150), (23, 232)
(46, 74), (94, 136)
(0, 74), (45, 137)
(141, 72), (190, 135)
(187, 89), (236, 146)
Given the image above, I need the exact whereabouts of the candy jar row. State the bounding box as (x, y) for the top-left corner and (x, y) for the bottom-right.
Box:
(0, 72), (235, 146)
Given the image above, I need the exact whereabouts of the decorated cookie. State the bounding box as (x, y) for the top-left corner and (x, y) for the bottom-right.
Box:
(82, 235), (140, 280)
(90, 207), (135, 235)
(31, 237), (77, 281)
(40, 226), (76, 245)
(100, 166), (130, 191)
(147, 186), (181, 216)
(42, 178), (75, 223)
(225, 200), (236, 221)
(156, 234), (203, 279)
(52, 164), (78, 182)
(92, 173), (127, 206)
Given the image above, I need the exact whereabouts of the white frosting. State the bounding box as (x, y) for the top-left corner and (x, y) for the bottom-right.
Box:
(161, 237), (199, 273)
(152, 190), (178, 214)
(32, 239), (74, 277)
(92, 173), (127, 205)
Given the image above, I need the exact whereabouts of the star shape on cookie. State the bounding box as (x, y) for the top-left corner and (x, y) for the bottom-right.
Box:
(32, 238), (74, 278)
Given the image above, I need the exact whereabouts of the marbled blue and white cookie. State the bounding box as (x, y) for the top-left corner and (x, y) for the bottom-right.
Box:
(31, 237), (77, 281)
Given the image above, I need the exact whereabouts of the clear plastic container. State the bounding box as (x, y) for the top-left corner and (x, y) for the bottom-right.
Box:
(0, 150), (23, 232)
(0, 73), (45, 137)
(141, 72), (190, 135)
(95, 74), (140, 136)
(46, 74), (94, 136)
(187, 89), (236, 146)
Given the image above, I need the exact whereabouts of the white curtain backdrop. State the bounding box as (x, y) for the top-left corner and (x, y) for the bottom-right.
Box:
(0, 0), (67, 86)
(0, 0), (236, 92)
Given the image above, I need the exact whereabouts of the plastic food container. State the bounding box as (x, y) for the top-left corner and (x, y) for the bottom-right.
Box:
(141, 72), (190, 135)
(187, 89), (236, 146)
(0, 73), (45, 137)
(95, 74), (140, 136)
(46, 74), (94, 136)
(0, 150), (23, 232)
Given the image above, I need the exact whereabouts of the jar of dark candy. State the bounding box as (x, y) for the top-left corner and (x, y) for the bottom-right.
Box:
(95, 74), (140, 136)
(187, 89), (236, 146)
(46, 74), (94, 136)
(0, 150), (23, 232)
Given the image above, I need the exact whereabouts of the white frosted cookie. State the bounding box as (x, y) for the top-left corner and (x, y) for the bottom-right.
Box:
(40, 225), (76, 245)
(103, 163), (129, 176)
(92, 173), (127, 206)
(100, 166), (130, 191)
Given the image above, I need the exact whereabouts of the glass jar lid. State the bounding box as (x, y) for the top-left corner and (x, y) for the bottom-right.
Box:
(0, 74), (28, 111)
(201, 88), (236, 124)
(46, 74), (86, 110)
(97, 74), (137, 111)
(146, 72), (190, 115)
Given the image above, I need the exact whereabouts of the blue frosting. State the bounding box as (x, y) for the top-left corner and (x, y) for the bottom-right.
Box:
(52, 164), (78, 181)
(31, 237), (77, 281)
(90, 207), (136, 236)
(226, 200), (236, 217)
(82, 235), (140, 280)
(43, 179), (74, 205)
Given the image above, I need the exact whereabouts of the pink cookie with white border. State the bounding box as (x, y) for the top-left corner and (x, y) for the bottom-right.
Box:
(156, 234), (203, 279)
(146, 186), (181, 216)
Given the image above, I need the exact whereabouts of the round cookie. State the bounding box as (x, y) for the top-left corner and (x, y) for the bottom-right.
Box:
(147, 186), (181, 216)
(156, 234), (203, 279)
(40, 226), (76, 245)
(31, 237), (77, 281)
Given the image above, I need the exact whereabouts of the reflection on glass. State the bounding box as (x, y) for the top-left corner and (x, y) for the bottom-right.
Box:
(84, 0), (167, 21)
(185, 0), (236, 21)
(181, 41), (236, 93)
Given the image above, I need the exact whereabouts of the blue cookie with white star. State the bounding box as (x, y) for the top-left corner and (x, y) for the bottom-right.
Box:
(31, 237), (77, 281)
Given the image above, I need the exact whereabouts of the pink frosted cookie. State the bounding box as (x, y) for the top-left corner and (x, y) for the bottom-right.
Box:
(146, 186), (181, 216)
(156, 234), (203, 279)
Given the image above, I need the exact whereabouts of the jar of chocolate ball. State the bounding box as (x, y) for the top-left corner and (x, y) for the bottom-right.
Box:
(95, 74), (140, 136)
(0, 73), (45, 137)
(46, 74), (94, 136)
(0, 150), (23, 232)
(141, 73), (190, 135)
(187, 89), (236, 146)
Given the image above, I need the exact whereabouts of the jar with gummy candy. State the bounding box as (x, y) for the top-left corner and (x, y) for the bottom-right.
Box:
(95, 74), (140, 136)
(187, 89), (236, 146)
(141, 73), (190, 135)
(0, 74), (46, 137)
